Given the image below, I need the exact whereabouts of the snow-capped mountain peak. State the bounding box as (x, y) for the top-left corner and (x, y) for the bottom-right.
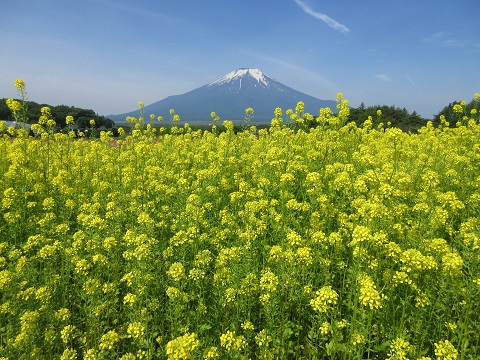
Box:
(208, 68), (272, 88)
(109, 68), (336, 123)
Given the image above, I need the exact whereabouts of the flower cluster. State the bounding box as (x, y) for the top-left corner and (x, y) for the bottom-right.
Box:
(386, 338), (412, 360)
(166, 332), (199, 360)
(358, 273), (383, 309)
(434, 340), (458, 360)
(310, 286), (339, 313)
(220, 330), (247, 352)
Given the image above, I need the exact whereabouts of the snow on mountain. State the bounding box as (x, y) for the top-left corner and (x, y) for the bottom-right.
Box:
(108, 68), (336, 124)
(208, 68), (272, 88)
(207, 68), (283, 93)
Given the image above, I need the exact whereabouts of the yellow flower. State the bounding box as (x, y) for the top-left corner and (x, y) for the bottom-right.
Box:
(2, 188), (17, 209)
(188, 268), (205, 281)
(310, 285), (339, 313)
(320, 322), (330, 335)
(444, 322), (457, 332)
(83, 349), (98, 360)
(241, 321), (255, 331)
(119, 353), (136, 360)
(166, 286), (188, 302)
(452, 104), (463, 114)
(351, 332), (366, 346)
(358, 273), (383, 309)
(123, 293), (137, 305)
(222, 119), (234, 131)
(296, 246), (313, 265)
(442, 251), (463, 276)
(400, 248), (437, 272)
(295, 101), (304, 114)
(60, 325), (77, 344)
(6, 98), (21, 112)
(203, 346), (219, 359)
(193, 250), (212, 267)
(60, 348), (77, 360)
(287, 230), (303, 246)
(434, 340), (458, 359)
(259, 268), (279, 292)
(42, 197), (55, 211)
(280, 173), (295, 183)
(55, 308), (71, 321)
(15, 79), (26, 92)
(255, 329), (272, 347)
(386, 338), (411, 360)
(224, 288), (236, 305)
(74, 259), (91, 275)
(99, 330), (120, 351)
(166, 332), (199, 360)
(127, 322), (145, 339)
(167, 262), (186, 282)
(41, 106), (51, 115)
(220, 330), (247, 351)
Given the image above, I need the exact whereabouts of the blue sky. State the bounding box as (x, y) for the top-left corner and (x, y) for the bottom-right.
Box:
(1, 0), (479, 119)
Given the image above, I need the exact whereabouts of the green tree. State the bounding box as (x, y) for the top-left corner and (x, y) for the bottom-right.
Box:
(433, 96), (480, 125)
(347, 104), (427, 132)
(1, 98), (115, 129)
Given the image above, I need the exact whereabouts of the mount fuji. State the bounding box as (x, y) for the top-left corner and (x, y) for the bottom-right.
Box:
(108, 68), (337, 124)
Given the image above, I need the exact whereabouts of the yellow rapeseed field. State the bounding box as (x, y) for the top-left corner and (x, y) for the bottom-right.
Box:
(1, 81), (479, 359)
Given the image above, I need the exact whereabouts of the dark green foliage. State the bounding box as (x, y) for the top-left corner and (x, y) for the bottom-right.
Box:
(433, 97), (480, 125)
(0, 99), (115, 129)
(347, 103), (428, 132)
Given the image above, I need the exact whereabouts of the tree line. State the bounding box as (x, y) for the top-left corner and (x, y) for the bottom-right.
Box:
(325, 96), (479, 132)
(2, 96), (478, 133)
(347, 104), (426, 132)
(0, 99), (114, 129)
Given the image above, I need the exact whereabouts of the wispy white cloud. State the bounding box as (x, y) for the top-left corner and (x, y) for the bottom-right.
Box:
(374, 74), (391, 82)
(405, 75), (423, 94)
(421, 31), (449, 43)
(93, 0), (185, 25)
(443, 39), (471, 47)
(292, 0), (350, 34)
(421, 31), (472, 48)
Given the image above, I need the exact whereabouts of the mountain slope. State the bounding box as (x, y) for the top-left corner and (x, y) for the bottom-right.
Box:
(109, 68), (336, 124)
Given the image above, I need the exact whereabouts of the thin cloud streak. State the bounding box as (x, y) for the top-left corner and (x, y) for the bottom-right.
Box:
(421, 31), (472, 48)
(374, 74), (391, 82)
(94, 0), (184, 25)
(293, 0), (350, 34)
(421, 31), (449, 43)
(405, 75), (422, 94)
